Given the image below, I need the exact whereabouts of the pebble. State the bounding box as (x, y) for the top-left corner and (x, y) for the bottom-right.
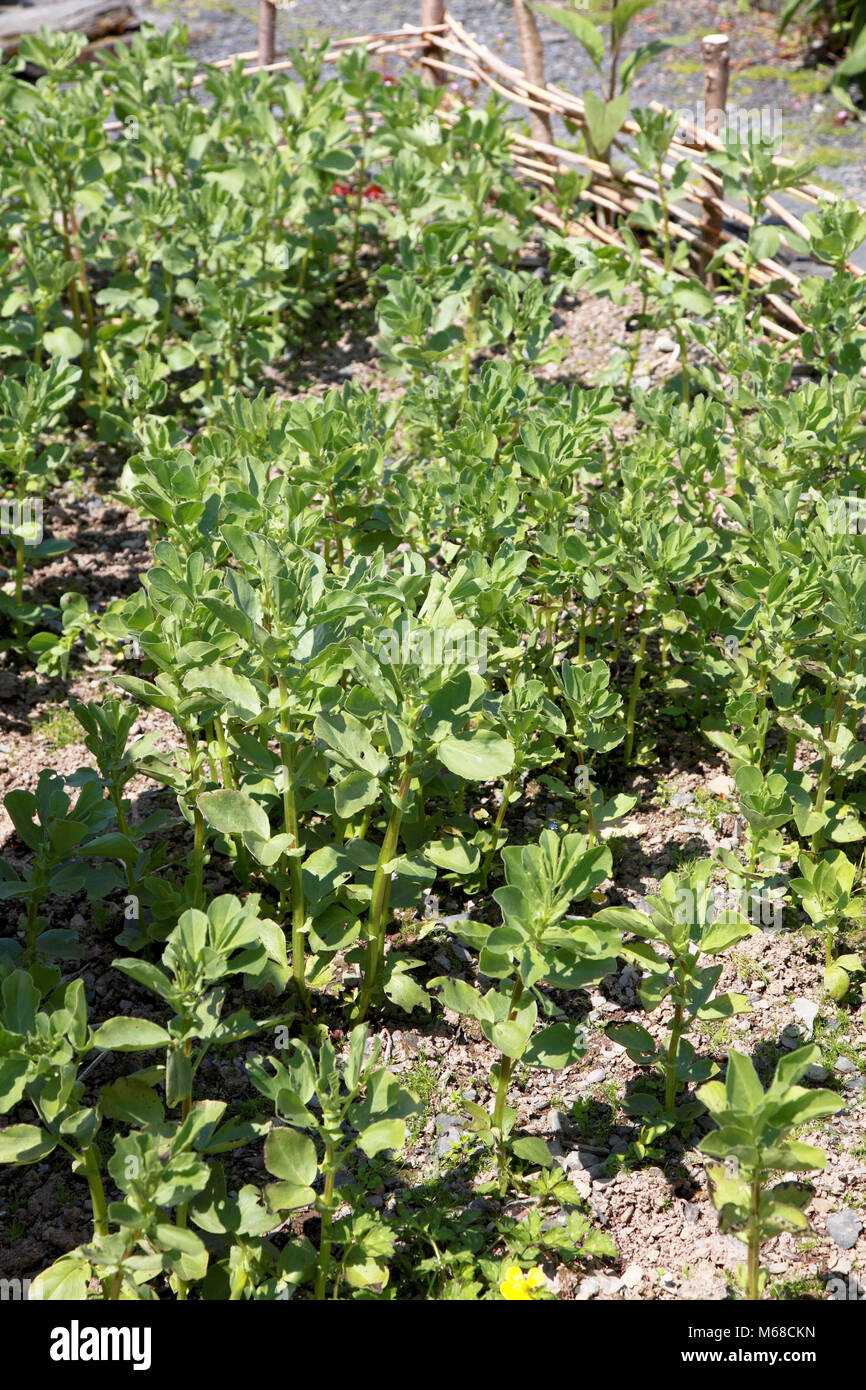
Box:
(434, 1113), (467, 1133)
(621, 1265), (644, 1289)
(835, 1057), (857, 1075)
(792, 998), (821, 1038)
(548, 1109), (569, 1134)
(586, 1067), (607, 1084)
(564, 1149), (605, 1175)
(670, 791), (694, 809)
(825, 1210), (862, 1251)
(805, 1063), (830, 1083)
(780, 1024), (802, 1051)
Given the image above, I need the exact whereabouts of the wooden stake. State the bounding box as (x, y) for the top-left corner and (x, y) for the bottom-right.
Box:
(512, 0), (552, 145)
(421, 0), (445, 84)
(698, 33), (729, 281)
(258, 0), (276, 66)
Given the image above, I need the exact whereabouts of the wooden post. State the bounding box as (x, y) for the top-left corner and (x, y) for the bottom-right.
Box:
(258, 0), (276, 67)
(512, 0), (552, 145)
(698, 33), (729, 282)
(421, 0), (445, 84)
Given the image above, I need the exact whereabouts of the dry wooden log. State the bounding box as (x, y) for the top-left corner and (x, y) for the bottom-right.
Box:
(0, 0), (138, 61)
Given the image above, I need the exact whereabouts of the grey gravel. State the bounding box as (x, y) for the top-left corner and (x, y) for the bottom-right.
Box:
(834, 1056), (858, 1075)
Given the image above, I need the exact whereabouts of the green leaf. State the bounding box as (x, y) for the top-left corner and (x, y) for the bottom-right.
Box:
(489, 1019), (530, 1059)
(185, 666), (262, 720)
(0, 1123), (56, 1163)
(334, 771), (380, 819)
(100, 1077), (164, 1127)
(584, 92), (630, 155)
(30, 1253), (90, 1301)
(424, 836), (480, 874)
(89, 1018), (171, 1052)
(43, 326), (84, 360)
(824, 962), (851, 1000)
(511, 1135), (555, 1167)
(435, 977), (494, 1023)
(528, 2), (604, 67)
(437, 731), (515, 782)
(524, 1023), (586, 1069)
(198, 789), (270, 841)
(607, 1022), (656, 1057)
(264, 1127), (318, 1186)
(356, 1118), (405, 1157)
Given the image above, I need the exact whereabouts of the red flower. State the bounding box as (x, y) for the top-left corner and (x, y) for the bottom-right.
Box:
(363, 183), (386, 201)
(332, 182), (353, 197)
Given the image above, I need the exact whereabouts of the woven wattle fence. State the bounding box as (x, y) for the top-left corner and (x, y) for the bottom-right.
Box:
(227, 6), (862, 343)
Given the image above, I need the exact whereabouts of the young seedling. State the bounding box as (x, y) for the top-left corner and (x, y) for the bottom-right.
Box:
(433, 828), (619, 1188)
(697, 1046), (843, 1300)
(601, 861), (752, 1126)
(790, 849), (865, 999)
(248, 1024), (420, 1299)
(552, 657), (634, 844)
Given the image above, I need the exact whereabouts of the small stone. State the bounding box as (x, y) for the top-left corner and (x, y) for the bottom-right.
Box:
(671, 791), (694, 809)
(462, 1088), (478, 1103)
(780, 1024), (802, 1051)
(682, 1202), (701, 1223)
(706, 774), (734, 797)
(548, 1109), (569, 1134)
(621, 1265), (644, 1289)
(655, 333), (676, 353)
(805, 1063), (830, 1083)
(576, 1275), (599, 1300)
(434, 1113), (467, 1133)
(564, 1148), (605, 1175)
(792, 998), (821, 1038)
(586, 1067), (607, 1084)
(434, 1130), (466, 1159)
(825, 1210), (862, 1251)
(834, 1056), (857, 1076)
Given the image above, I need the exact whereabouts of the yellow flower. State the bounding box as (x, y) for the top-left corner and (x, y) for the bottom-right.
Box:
(498, 1264), (546, 1301)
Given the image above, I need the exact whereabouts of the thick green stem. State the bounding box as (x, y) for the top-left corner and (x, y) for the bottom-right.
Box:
(355, 764), (412, 1023)
(624, 628), (648, 764)
(314, 1145), (337, 1300)
(277, 678), (309, 1010)
(81, 1144), (109, 1239)
(746, 1170), (762, 1300)
(664, 997), (684, 1113)
(479, 768), (518, 887)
